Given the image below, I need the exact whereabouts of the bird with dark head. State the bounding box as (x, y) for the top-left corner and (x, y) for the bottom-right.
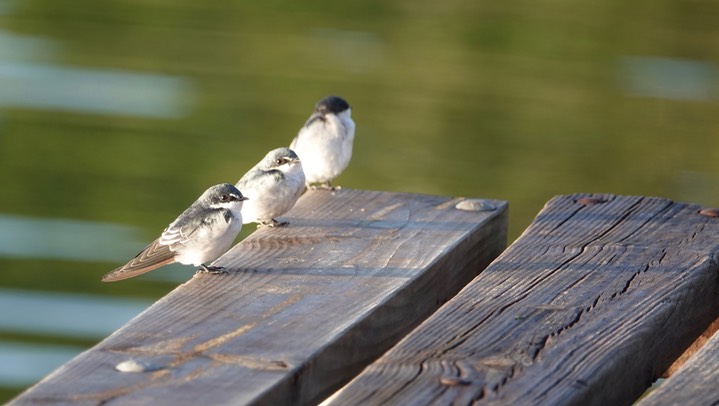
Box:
(101, 183), (248, 282)
(236, 147), (305, 227)
(290, 95), (355, 190)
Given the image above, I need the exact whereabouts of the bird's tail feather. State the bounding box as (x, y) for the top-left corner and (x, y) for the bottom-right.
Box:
(101, 238), (177, 282)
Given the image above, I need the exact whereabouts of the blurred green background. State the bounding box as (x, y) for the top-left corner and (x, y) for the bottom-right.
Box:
(1, 0), (718, 401)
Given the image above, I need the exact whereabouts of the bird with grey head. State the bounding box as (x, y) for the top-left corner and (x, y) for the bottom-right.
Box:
(290, 95), (355, 190)
(101, 183), (248, 282)
(236, 147), (305, 227)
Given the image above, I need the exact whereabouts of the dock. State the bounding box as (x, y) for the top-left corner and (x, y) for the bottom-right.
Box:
(9, 191), (719, 405)
(9, 189), (507, 405)
(324, 194), (719, 405)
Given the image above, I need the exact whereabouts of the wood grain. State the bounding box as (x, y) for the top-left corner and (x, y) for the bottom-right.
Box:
(10, 189), (507, 406)
(636, 317), (719, 405)
(323, 194), (719, 406)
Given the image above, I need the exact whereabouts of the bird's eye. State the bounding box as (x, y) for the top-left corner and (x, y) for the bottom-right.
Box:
(275, 159), (283, 165)
(220, 194), (230, 202)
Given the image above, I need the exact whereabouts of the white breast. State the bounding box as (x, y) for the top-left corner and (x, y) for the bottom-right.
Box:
(174, 203), (243, 266)
(293, 110), (355, 184)
(241, 164), (306, 223)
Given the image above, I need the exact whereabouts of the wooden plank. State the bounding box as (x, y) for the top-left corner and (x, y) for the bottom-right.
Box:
(636, 318), (719, 405)
(322, 194), (719, 406)
(10, 189), (507, 406)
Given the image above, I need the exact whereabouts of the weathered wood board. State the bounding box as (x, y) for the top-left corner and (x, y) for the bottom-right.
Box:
(323, 194), (719, 406)
(636, 319), (719, 405)
(10, 189), (507, 406)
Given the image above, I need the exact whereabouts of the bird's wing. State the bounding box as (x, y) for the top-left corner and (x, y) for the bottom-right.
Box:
(290, 113), (324, 149)
(303, 112), (325, 128)
(236, 168), (258, 188)
(159, 223), (187, 246)
(237, 168), (283, 190)
(158, 204), (208, 246)
(101, 238), (177, 282)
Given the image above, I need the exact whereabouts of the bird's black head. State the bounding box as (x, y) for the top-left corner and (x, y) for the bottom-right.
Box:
(204, 183), (248, 206)
(263, 147), (301, 169)
(315, 96), (350, 115)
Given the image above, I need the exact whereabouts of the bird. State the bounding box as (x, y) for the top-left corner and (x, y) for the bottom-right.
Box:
(290, 95), (355, 190)
(101, 183), (248, 282)
(236, 147), (305, 227)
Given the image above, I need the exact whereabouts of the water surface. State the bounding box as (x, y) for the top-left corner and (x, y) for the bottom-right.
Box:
(1, 0), (718, 401)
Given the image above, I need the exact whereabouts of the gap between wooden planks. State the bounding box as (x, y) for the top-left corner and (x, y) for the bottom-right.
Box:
(636, 316), (719, 405)
(9, 189), (507, 406)
(323, 193), (719, 406)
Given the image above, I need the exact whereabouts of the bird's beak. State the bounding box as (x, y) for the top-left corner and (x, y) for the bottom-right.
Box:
(235, 194), (249, 201)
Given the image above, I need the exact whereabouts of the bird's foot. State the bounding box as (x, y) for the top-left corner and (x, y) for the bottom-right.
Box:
(258, 219), (288, 228)
(308, 182), (339, 191)
(195, 264), (228, 275)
